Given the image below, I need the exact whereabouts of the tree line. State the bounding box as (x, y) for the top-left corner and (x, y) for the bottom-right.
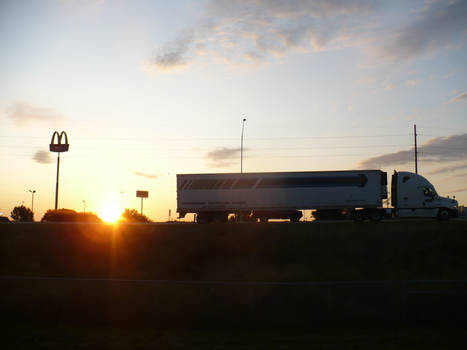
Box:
(2, 206), (151, 223)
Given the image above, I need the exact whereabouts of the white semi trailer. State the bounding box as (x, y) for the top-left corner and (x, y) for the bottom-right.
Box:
(176, 170), (458, 223)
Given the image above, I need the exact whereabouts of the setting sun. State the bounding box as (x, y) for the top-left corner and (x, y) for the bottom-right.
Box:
(99, 202), (122, 222)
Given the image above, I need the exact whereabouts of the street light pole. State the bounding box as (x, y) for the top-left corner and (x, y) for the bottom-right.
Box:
(28, 189), (36, 213)
(241, 118), (246, 173)
(82, 200), (86, 213)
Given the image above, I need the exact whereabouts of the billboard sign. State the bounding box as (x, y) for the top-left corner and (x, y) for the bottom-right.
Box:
(136, 190), (149, 198)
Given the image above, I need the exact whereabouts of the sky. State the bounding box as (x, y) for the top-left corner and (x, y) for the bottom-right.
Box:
(0, 0), (466, 221)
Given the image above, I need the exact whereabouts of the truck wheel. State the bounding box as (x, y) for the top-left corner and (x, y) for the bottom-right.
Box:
(437, 209), (450, 221)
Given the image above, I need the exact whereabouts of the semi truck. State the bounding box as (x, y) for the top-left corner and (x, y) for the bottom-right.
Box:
(176, 170), (458, 223)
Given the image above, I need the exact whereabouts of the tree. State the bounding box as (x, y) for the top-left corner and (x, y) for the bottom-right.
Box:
(41, 209), (102, 222)
(11, 205), (34, 222)
(120, 208), (151, 223)
(41, 209), (76, 222)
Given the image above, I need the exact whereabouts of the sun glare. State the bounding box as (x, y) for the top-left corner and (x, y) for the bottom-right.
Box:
(99, 202), (122, 222)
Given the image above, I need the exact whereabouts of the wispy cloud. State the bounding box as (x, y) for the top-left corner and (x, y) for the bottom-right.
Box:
(405, 79), (418, 87)
(149, 0), (375, 71)
(360, 133), (467, 168)
(449, 91), (467, 103)
(427, 162), (467, 175)
(133, 171), (158, 179)
(149, 32), (194, 71)
(33, 150), (53, 164)
(6, 102), (63, 126)
(149, 1), (467, 71)
(379, 0), (467, 61)
(450, 187), (467, 194)
(206, 147), (243, 168)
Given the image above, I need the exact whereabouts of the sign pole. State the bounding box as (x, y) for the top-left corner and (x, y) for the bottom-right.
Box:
(50, 131), (69, 211)
(55, 152), (60, 210)
(136, 190), (149, 217)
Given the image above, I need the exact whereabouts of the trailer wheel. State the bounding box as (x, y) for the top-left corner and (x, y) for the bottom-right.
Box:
(196, 212), (213, 224)
(369, 210), (384, 222)
(290, 217), (299, 222)
(437, 208), (450, 221)
(353, 210), (365, 222)
(213, 212), (228, 223)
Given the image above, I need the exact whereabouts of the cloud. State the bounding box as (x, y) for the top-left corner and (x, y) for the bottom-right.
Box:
(33, 150), (53, 164)
(449, 91), (467, 103)
(150, 1), (467, 71)
(206, 147), (243, 168)
(148, 33), (194, 71)
(149, 0), (375, 71)
(405, 80), (418, 87)
(133, 171), (158, 179)
(380, 0), (467, 61)
(451, 172), (467, 178)
(6, 102), (63, 126)
(450, 187), (467, 194)
(427, 162), (467, 175)
(359, 133), (467, 168)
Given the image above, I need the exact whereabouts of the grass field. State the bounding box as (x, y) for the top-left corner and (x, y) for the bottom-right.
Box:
(1, 221), (467, 347)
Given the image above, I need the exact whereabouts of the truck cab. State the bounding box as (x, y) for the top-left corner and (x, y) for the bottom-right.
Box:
(391, 171), (458, 219)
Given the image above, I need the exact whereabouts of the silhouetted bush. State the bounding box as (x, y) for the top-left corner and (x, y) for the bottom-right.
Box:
(11, 205), (34, 222)
(120, 208), (151, 223)
(41, 209), (102, 222)
(0, 216), (10, 223)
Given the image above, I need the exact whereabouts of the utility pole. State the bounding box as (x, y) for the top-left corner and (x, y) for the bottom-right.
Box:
(82, 200), (86, 212)
(414, 124), (418, 174)
(241, 118), (246, 173)
(28, 190), (36, 213)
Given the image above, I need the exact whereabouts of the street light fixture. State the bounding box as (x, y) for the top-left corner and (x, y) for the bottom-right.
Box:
(28, 189), (36, 213)
(241, 118), (246, 173)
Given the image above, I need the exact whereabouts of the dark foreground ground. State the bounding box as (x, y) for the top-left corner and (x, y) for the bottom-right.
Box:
(4, 323), (467, 349)
(1, 221), (466, 348)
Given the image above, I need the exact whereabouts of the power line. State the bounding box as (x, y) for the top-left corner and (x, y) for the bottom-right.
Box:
(0, 153), (405, 160)
(0, 144), (415, 151)
(0, 133), (413, 141)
